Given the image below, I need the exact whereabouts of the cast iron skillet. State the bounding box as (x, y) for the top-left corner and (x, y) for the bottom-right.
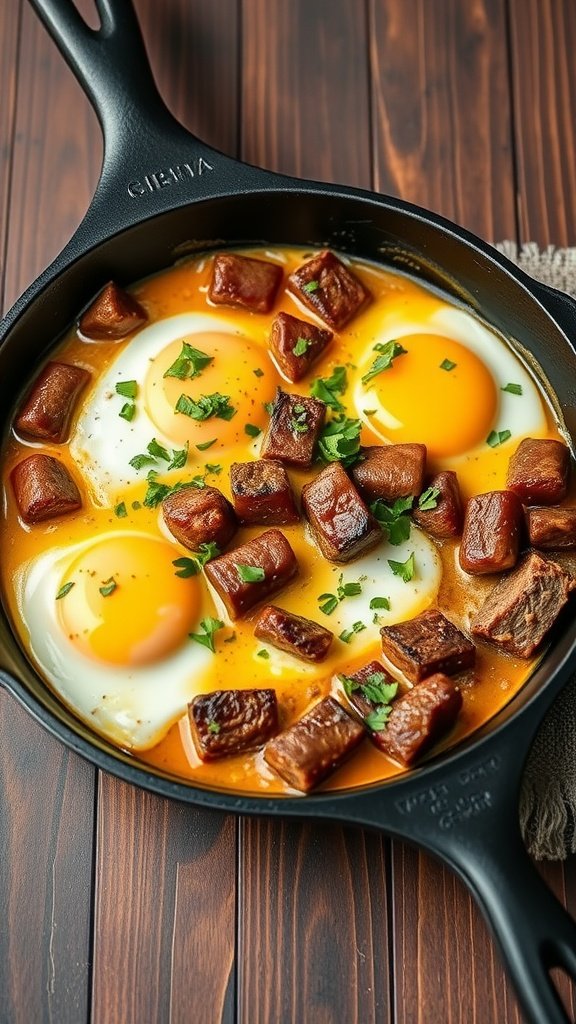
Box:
(2, 2), (576, 1020)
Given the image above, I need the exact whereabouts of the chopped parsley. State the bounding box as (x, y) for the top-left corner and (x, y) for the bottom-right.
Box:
(339, 621), (366, 644)
(205, 463), (222, 475)
(361, 340), (407, 386)
(245, 423), (262, 438)
(501, 382), (523, 396)
(257, 649), (270, 659)
(253, 368), (264, 378)
(440, 358), (457, 372)
(235, 563), (266, 583)
(56, 581), (75, 600)
(293, 337), (312, 357)
(303, 280), (320, 294)
(418, 485), (441, 511)
(168, 443), (189, 471)
(370, 496), (413, 544)
(196, 438), (217, 451)
(119, 402), (136, 422)
(130, 439), (189, 475)
(147, 438), (170, 462)
(338, 671), (398, 731)
(318, 574), (364, 615)
(175, 392), (235, 421)
(114, 501), (127, 518)
(189, 616), (224, 653)
(318, 417), (361, 467)
(365, 705), (394, 731)
(388, 552), (415, 583)
(99, 578), (117, 597)
(310, 365), (348, 411)
(163, 341), (213, 380)
(290, 403), (309, 434)
(131, 500), (142, 510)
(115, 380), (138, 399)
(369, 596), (390, 611)
(264, 401), (275, 415)
(318, 593), (339, 615)
(129, 452), (156, 471)
(172, 542), (220, 577)
(487, 429), (512, 448)
(207, 720), (221, 735)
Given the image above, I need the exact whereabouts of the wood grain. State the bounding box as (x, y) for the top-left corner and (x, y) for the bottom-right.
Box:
(91, 776), (236, 1024)
(509, 0), (576, 246)
(369, 0), (516, 240)
(0, 0), (22, 314)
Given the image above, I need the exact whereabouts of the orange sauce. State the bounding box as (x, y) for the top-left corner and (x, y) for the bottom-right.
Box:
(0, 248), (567, 795)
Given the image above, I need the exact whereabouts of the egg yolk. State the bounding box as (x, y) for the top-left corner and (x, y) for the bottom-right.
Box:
(360, 334), (498, 458)
(143, 331), (277, 446)
(57, 535), (198, 666)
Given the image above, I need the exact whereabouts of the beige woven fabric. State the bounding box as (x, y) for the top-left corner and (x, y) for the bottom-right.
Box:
(495, 242), (576, 860)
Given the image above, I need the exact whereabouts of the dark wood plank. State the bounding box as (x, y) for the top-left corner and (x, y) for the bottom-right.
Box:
(369, 2), (527, 1021)
(0, 0), (21, 314)
(0, 697), (94, 1024)
(241, 0), (372, 187)
(370, 0), (516, 241)
(88, 4), (241, 1022)
(91, 776), (236, 1024)
(238, 4), (392, 1023)
(509, 0), (576, 246)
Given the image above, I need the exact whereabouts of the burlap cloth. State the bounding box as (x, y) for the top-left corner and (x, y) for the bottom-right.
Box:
(493, 242), (576, 860)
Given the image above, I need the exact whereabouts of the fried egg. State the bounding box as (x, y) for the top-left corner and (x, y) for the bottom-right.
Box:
(351, 303), (549, 497)
(71, 312), (278, 503)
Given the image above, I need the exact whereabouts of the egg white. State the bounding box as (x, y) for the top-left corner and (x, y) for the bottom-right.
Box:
(17, 531), (214, 750)
(352, 304), (548, 457)
(70, 312), (251, 504)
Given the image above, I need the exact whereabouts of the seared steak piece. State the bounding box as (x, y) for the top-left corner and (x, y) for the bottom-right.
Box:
(263, 696), (365, 792)
(301, 461), (381, 563)
(162, 485), (237, 551)
(15, 362), (90, 443)
(459, 490), (524, 574)
(230, 460), (299, 525)
(376, 674), (462, 766)
(287, 250), (371, 330)
(380, 608), (476, 682)
(254, 605), (334, 662)
(471, 550), (573, 658)
(205, 529), (298, 619)
(526, 506), (576, 550)
(352, 444), (427, 503)
(208, 253), (282, 313)
(79, 281), (148, 339)
(506, 437), (570, 505)
(11, 454), (82, 524)
(261, 388), (326, 468)
(269, 311), (332, 382)
(189, 689), (278, 761)
(413, 470), (463, 539)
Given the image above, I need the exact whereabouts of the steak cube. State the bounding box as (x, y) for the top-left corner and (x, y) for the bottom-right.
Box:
(506, 437), (570, 505)
(380, 608), (476, 682)
(15, 362), (90, 443)
(263, 696), (365, 792)
(471, 551), (573, 658)
(79, 281), (148, 339)
(269, 311), (332, 382)
(375, 674), (462, 766)
(459, 490), (524, 574)
(208, 253), (282, 313)
(352, 444), (427, 503)
(261, 388), (326, 468)
(526, 506), (576, 550)
(204, 529), (298, 619)
(413, 471), (463, 539)
(162, 485), (237, 551)
(288, 250), (370, 330)
(11, 454), (82, 524)
(301, 461), (381, 562)
(189, 688), (278, 761)
(254, 605), (334, 662)
(230, 460), (299, 525)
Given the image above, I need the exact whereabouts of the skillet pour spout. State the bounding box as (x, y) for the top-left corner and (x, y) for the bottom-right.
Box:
(2, 1), (576, 1021)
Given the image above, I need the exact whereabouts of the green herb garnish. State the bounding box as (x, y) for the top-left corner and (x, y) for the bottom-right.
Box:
(418, 485), (441, 512)
(369, 596), (390, 611)
(253, 368), (264, 378)
(501, 382), (523, 396)
(147, 438), (170, 462)
(361, 340), (407, 386)
(115, 380), (138, 399)
(310, 366), (348, 411)
(370, 496), (413, 545)
(388, 552), (415, 583)
(318, 417), (362, 467)
(129, 453), (156, 471)
(487, 429), (512, 448)
(189, 617), (224, 653)
(175, 392), (235, 421)
(245, 423), (262, 438)
(293, 337), (312, 356)
(99, 578), (117, 597)
(257, 649), (270, 659)
(172, 542), (220, 577)
(339, 621), (366, 644)
(303, 280), (320, 293)
(290, 403), (309, 434)
(114, 502), (127, 518)
(164, 341), (213, 380)
(119, 402), (136, 422)
(196, 438), (217, 451)
(440, 358), (457, 372)
(168, 443), (189, 471)
(235, 563), (266, 583)
(207, 720), (221, 735)
(56, 582), (75, 600)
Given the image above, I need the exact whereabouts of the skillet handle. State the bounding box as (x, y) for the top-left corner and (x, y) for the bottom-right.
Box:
(27, 0), (258, 241)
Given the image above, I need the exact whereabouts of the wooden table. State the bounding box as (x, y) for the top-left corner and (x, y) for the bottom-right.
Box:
(2, 2), (576, 1021)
